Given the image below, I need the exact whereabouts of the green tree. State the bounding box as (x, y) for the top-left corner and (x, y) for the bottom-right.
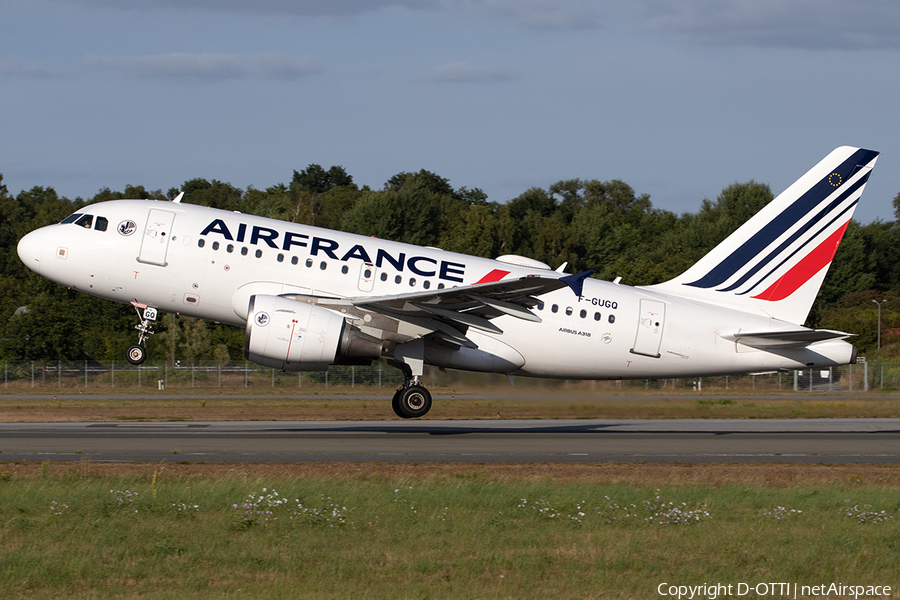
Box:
(292, 164), (353, 195)
(89, 185), (166, 204)
(178, 179), (243, 211)
(672, 181), (774, 264)
(291, 165), (357, 226)
(341, 171), (463, 247)
(158, 313), (181, 364)
(180, 318), (211, 364)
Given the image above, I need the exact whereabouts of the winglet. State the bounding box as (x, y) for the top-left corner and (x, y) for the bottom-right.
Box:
(560, 270), (595, 297)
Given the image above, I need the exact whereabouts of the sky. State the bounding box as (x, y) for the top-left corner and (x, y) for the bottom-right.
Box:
(2, 0), (900, 224)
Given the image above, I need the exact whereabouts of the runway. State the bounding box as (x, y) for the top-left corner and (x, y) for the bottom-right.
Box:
(1, 419), (899, 464)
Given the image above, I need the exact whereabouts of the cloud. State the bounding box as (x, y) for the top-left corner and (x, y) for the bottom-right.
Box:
(54, 0), (600, 30)
(632, 0), (900, 50)
(85, 52), (322, 82)
(0, 56), (66, 78)
(53, 0), (437, 17)
(427, 61), (513, 83)
(448, 0), (603, 31)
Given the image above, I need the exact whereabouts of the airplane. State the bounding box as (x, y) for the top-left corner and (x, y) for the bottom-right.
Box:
(16, 146), (879, 418)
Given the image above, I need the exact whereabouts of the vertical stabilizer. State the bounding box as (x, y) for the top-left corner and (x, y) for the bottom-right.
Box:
(649, 146), (879, 325)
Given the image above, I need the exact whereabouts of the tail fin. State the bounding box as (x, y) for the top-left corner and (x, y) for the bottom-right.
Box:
(649, 146), (879, 325)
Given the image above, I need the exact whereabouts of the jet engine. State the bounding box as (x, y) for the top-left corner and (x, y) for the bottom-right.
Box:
(244, 295), (382, 371)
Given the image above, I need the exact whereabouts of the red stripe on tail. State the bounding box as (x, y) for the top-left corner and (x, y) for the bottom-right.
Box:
(752, 222), (849, 302)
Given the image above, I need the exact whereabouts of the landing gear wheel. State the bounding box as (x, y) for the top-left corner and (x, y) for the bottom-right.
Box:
(391, 389), (404, 418)
(395, 385), (432, 419)
(126, 344), (147, 365)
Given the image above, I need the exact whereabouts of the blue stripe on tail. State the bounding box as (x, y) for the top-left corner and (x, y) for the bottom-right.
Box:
(685, 148), (878, 290)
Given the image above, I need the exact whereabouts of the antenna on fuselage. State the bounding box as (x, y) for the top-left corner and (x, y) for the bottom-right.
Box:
(172, 192), (184, 203)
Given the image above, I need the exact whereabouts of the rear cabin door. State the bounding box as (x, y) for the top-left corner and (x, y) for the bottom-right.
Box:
(631, 299), (665, 358)
(138, 209), (176, 267)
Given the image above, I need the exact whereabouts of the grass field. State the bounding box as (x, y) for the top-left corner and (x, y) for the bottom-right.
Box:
(3, 389), (900, 421)
(1, 462), (899, 599)
(2, 389), (899, 599)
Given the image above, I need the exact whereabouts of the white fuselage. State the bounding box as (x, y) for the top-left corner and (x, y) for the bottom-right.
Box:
(17, 199), (854, 379)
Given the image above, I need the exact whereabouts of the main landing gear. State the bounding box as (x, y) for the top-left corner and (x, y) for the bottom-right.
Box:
(126, 305), (157, 365)
(388, 358), (433, 419)
(392, 381), (433, 419)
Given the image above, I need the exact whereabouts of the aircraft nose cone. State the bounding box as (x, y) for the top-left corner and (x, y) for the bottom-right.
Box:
(17, 230), (44, 274)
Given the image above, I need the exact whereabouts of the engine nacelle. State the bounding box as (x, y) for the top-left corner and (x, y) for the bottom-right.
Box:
(244, 295), (382, 371)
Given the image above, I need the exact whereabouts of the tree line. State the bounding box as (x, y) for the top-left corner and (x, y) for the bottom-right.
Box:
(2, 165), (900, 363)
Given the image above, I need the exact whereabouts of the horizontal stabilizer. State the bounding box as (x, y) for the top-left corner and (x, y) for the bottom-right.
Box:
(721, 329), (852, 349)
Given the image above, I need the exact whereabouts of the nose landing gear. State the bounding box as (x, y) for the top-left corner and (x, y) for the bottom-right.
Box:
(127, 304), (157, 365)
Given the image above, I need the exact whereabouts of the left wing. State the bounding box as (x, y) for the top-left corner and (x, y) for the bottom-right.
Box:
(284, 272), (591, 348)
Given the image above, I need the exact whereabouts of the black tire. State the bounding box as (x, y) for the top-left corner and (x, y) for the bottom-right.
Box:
(126, 344), (147, 365)
(396, 385), (432, 419)
(391, 389), (405, 418)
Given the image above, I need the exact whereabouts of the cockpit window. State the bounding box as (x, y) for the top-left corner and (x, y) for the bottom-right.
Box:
(60, 213), (82, 224)
(74, 214), (94, 229)
(95, 216), (108, 232)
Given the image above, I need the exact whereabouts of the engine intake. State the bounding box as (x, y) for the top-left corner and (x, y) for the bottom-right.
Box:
(244, 295), (382, 371)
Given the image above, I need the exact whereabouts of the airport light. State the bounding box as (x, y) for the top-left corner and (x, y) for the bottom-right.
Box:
(872, 299), (886, 350)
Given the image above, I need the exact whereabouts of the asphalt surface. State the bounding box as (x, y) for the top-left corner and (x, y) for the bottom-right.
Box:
(1, 418), (899, 464)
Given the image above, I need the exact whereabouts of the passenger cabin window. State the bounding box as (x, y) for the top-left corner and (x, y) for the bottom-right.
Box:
(94, 217), (108, 232)
(198, 239), (205, 248)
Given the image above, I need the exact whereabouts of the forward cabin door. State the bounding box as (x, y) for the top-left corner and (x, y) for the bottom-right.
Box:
(631, 299), (665, 358)
(138, 209), (176, 267)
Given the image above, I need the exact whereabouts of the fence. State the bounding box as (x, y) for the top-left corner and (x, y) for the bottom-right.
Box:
(1, 359), (896, 393)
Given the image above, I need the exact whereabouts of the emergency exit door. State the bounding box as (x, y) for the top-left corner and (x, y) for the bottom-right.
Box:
(138, 209), (176, 267)
(631, 299), (665, 358)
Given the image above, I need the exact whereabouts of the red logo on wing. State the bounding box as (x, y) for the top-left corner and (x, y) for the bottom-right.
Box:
(474, 269), (510, 284)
